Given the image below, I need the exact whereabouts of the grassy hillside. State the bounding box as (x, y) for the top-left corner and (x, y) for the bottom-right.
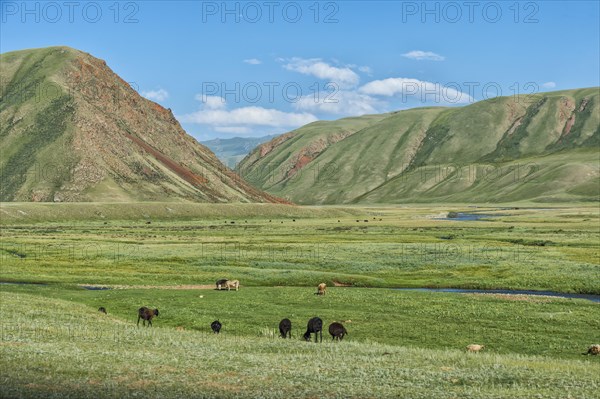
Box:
(0, 47), (282, 203)
(2, 289), (598, 398)
(202, 134), (279, 168)
(238, 89), (600, 204)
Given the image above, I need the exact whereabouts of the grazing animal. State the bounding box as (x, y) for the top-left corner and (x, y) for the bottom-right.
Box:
(303, 317), (323, 343)
(279, 318), (292, 339)
(98, 307), (107, 314)
(211, 320), (222, 334)
(224, 280), (240, 291)
(316, 283), (327, 296)
(137, 307), (159, 327)
(466, 344), (485, 352)
(328, 322), (347, 341)
(583, 344), (600, 355)
(216, 279), (229, 290)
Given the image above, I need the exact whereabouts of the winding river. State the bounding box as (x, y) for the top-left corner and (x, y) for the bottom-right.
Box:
(394, 288), (600, 303)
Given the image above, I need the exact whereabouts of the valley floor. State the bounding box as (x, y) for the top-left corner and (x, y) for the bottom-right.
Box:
(0, 203), (598, 398)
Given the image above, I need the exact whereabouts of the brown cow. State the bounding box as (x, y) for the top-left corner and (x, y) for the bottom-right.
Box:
(466, 344), (485, 352)
(316, 283), (327, 296)
(583, 344), (600, 355)
(224, 280), (239, 291)
(137, 307), (159, 327)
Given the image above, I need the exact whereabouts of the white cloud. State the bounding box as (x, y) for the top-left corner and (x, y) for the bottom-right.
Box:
(195, 94), (227, 109)
(402, 51), (445, 61)
(293, 90), (380, 116)
(244, 58), (262, 65)
(541, 81), (556, 89)
(283, 58), (360, 87)
(142, 88), (169, 102)
(358, 66), (373, 74)
(182, 107), (317, 127)
(178, 97), (317, 128)
(359, 78), (473, 104)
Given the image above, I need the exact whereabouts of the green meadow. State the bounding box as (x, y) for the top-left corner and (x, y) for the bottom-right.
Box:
(1, 203), (599, 398)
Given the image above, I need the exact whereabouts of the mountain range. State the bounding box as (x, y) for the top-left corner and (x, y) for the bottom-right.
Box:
(2, 46), (597, 205)
(201, 135), (278, 168)
(238, 88), (599, 204)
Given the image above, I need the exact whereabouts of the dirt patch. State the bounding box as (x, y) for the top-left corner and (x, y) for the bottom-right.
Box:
(79, 284), (216, 290)
(332, 280), (353, 287)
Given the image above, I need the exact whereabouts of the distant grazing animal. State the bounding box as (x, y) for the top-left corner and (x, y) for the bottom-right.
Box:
(216, 279), (229, 290)
(98, 307), (107, 314)
(224, 280), (240, 291)
(211, 320), (222, 334)
(303, 317), (323, 343)
(279, 318), (292, 339)
(466, 344), (485, 352)
(316, 283), (327, 296)
(583, 344), (600, 355)
(328, 322), (347, 341)
(137, 307), (159, 327)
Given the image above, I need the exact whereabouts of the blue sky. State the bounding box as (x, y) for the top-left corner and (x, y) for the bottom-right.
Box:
(1, 0), (599, 140)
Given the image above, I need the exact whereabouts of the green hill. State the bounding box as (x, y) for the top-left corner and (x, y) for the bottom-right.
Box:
(0, 47), (282, 203)
(238, 89), (599, 204)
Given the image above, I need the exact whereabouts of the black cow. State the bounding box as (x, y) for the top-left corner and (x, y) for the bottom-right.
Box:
(279, 318), (292, 339)
(211, 320), (222, 334)
(303, 317), (323, 343)
(328, 322), (347, 341)
(216, 279), (229, 290)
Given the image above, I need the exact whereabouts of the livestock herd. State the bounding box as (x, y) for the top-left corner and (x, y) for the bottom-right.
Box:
(97, 281), (599, 354)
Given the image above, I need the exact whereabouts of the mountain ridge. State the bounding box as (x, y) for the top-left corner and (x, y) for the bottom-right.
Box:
(0, 46), (285, 203)
(237, 87), (599, 204)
